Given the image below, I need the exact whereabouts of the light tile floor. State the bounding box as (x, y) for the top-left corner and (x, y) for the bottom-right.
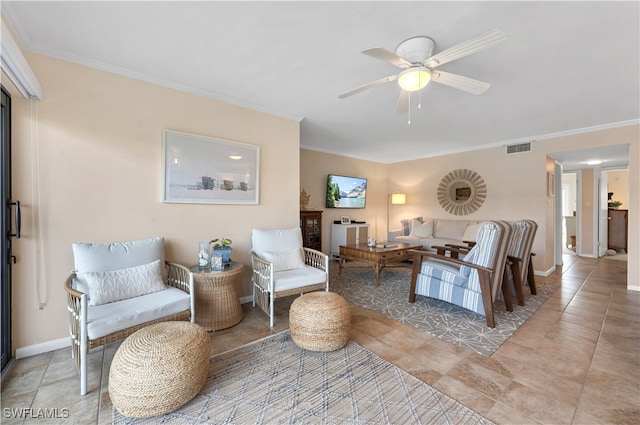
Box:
(1, 254), (638, 424)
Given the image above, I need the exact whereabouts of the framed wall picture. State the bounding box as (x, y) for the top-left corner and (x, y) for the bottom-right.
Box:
(340, 215), (351, 224)
(162, 130), (259, 204)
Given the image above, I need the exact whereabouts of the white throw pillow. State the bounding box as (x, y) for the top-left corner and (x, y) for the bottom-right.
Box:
(401, 217), (423, 236)
(261, 249), (306, 272)
(462, 223), (483, 242)
(79, 259), (166, 306)
(410, 219), (433, 238)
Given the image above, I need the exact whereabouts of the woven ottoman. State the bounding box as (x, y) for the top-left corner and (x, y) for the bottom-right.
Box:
(109, 321), (210, 418)
(289, 291), (351, 351)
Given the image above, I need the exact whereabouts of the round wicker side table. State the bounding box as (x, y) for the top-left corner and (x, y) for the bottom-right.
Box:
(109, 321), (210, 418)
(289, 291), (351, 352)
(191, 262), (244, 331)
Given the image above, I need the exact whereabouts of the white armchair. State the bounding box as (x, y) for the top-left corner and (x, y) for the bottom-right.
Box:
(64, 237), (194, 395)
(250, 227), (329, 327)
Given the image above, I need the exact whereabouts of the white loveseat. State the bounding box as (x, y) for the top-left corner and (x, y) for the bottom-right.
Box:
(64, 237), (194, 395)
(389, 217), (482, 252)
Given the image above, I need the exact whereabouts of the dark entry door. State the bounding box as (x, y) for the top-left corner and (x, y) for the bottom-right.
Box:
(1, 86), (17, 371)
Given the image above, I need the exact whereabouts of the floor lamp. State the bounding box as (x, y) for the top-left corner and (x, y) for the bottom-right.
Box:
(387, 193), (406, 241)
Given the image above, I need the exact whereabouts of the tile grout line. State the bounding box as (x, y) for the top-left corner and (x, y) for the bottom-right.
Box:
(568, 262), (617, 424)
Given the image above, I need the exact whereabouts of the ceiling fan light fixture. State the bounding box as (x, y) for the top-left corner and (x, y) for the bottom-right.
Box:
(397, 67), (431, 92)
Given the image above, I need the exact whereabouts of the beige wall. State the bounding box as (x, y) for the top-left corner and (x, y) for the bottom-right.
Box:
(300, 150), (388, 252)
(607, 170), (629, 209)
(8, 52), (301, 351)
(629, 140), (639, 291)
(382, 144), (554, 272)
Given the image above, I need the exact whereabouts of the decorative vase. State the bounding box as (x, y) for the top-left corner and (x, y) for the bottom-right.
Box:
(197, 241), (211, 270)
(211, 252), (224, 271)
(213, 247), (232, 264)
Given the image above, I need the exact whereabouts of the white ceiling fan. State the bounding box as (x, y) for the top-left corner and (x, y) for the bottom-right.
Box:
(339, 29), (507, 114)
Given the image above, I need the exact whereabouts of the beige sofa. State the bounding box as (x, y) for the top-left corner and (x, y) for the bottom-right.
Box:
(389, 217), (482, 251)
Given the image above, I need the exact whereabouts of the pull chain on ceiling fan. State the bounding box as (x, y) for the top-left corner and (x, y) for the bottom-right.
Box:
(338, 29), (507, 121)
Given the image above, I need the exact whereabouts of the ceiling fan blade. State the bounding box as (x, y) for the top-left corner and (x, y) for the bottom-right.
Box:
(424, 29), (506, 68)
(432, 71), (491, 95)
(338, 74), (398, 99)
(362, 48), (413, 69)
(395, 90), (410, 114)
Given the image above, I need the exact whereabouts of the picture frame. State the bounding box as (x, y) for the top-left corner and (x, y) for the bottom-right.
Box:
(162, 130), (259, 204)
(340, 215), (351, 224)
(547, 172), (555, 197)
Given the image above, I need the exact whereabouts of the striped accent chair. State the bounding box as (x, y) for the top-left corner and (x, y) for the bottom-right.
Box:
(408, 220), (512, 328)
(506, 220), (538, 305)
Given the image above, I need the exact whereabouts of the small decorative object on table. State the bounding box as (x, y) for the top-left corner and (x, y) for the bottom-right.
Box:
(211, 252), (224, 271)
(210, 237), (232, 265)
(300, 188), (310, 210)
(367, 236), (376, 248)
(197, 241), (211, 270)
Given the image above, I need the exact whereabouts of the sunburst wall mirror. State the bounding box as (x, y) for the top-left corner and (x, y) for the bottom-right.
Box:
(437, 169), (487, 216)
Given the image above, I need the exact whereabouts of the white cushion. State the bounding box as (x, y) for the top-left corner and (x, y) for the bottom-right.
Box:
(261, 249), (306, 271)
(73, 237), (165, 273)
(394, 235), (422, 244)
(273, 266), (327, 292)
(401, 217), (423, 235)
(433, 220), (472, 240)
(86, 287), (190, 340)
(462, 223), (483, 242)
(252, 227), (303, 258)
(80, 260), (166, 306)
(410, 219), (433, 238)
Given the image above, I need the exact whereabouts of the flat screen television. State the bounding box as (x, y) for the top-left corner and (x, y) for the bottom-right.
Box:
(326, 174), (367, 209)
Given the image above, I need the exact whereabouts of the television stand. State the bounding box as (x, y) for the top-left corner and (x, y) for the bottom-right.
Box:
(330, 223), (369, 259)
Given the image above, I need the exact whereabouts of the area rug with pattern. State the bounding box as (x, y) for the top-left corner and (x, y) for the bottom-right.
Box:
(330, 261), (558, 356)
(113, 331), (493, 424)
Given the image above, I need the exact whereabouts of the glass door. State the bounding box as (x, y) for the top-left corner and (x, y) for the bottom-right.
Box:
(1, 86), (15, 371)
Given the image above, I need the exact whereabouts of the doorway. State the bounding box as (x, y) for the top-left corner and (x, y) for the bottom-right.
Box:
(551, 144), (630, 262)
(561, 172), (578, 256)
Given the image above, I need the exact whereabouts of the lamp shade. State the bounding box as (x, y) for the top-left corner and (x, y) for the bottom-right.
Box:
(391, 193), (406, 205)
(397, 67), (431, 92)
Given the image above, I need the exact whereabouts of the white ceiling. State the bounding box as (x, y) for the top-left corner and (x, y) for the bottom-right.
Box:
(2, 1), (638, 165)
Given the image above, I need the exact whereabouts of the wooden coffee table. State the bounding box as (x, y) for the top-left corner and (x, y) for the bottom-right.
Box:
(338, 242), (422, 286)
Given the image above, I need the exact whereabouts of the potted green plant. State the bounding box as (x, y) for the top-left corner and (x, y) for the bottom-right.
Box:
(210, 237), (232, 264)
(609, 200), (623, 209)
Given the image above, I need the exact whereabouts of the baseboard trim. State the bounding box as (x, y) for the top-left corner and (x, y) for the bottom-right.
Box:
(240, 295), (253, 304)
(534, 267), (555, 277)
(15, 337), (71, 359)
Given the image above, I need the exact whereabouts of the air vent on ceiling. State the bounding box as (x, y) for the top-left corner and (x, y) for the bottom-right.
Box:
(506, 142), (532, 155)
